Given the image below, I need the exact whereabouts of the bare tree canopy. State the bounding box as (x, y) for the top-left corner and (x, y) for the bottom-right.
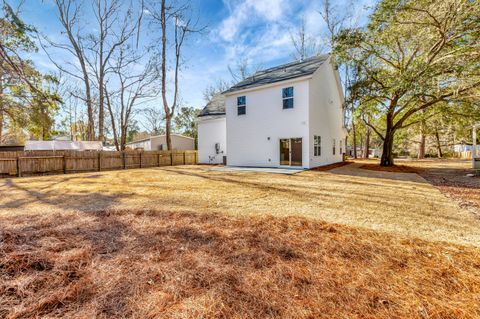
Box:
(42, 0), (145, 142)
(289, 17), (320, 61)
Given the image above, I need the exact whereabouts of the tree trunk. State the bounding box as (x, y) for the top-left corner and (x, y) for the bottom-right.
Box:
(381, 132), (395, 166)
(165, 114), (172, 150)
(0, 76), (3, 143)
(358, 132), (363, 157)
(121, 126), (127, 151)
(352, 120), (357, 159)
(160, 0), (172, 151)
(82, 66), (95, 141)
(380, 114), (395, 166)
(435, 130), (443, 158)
(0, 107), (4, 143)
(363, 127), (370, 159)
(98, 72), (105, 143)
(418, 133), (425, 159)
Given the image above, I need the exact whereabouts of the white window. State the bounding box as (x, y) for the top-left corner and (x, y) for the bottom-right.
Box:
(282, 87), (294, 109)
(314, 135), (321, 156)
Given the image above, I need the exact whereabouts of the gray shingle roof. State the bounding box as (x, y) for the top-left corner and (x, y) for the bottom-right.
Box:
(198, 94), (226, 117)
(225, 55), (329, 94)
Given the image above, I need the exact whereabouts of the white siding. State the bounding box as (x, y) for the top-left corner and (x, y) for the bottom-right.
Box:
(150, 135), (195, 151)
(128, 139), (152, 150)
(197, 116), (227, 164)
(226, 79), (310, 168)
(127, 134), (194, 151)
(308, 59), (346, 168)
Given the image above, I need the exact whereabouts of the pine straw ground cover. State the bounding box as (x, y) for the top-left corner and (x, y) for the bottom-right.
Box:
(1, 209), (480, 319)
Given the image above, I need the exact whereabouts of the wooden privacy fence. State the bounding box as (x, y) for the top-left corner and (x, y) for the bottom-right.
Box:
(0, 150), (197, 177)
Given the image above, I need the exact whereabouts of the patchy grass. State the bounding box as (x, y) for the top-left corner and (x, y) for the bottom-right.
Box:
(0, 163), (479, 246)
(1, 209), (480, 318)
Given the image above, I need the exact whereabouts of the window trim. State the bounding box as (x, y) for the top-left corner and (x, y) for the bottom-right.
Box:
(237, 96), (246, 115)
(282, 87), (294, 109)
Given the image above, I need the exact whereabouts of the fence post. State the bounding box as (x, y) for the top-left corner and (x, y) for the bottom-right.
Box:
(17, 156), (21, 177)
(98, 152), (102, 171)
(183, 151), (186, 165)
(63, 155), (67, 174)
(170, 151), (174, 166)
(158, 153), (160, 167)
(139, 152), (143, 168)
(123, 152), (127, 169)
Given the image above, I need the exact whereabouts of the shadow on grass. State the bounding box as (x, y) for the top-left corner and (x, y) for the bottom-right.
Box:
(1, 209), (480, 318)
(0, 174), (129, 212)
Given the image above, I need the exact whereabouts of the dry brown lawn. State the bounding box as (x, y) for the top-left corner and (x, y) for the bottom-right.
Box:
(1, 161), (478, 246)
(1, 160), (480, 318)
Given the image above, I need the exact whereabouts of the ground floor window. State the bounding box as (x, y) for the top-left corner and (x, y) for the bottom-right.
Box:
(314, 135), (321, 156)
(333, 139), (336, 155)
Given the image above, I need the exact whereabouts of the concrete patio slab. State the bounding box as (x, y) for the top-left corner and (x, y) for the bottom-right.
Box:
(209, 166), (304, 175)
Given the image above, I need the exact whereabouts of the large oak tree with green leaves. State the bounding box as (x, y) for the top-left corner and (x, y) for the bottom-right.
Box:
(1, 2), (60, 142)
(335, 0), (480, 166)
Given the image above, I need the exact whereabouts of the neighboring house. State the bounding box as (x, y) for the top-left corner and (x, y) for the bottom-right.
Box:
(346, 147), (382, 159)
(454, 144), (476, 153)
(196, 94), (227, 164)
(126, 134), (195, 151)
(25, 140), (103, 151)
(222, 55), (347, 169)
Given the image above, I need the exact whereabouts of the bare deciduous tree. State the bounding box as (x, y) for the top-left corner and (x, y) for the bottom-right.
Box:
(88, 0), (144, 143)
(148, 0), (203, 150)
(43, 0), (96, 140)
(202, 79), (230, 103)
(105, 46), (159, 151)
(227, 58), (262, 83)
(319, 0), (360, 158)
(140, 106), (165, 135)
(43, 0), (144, 142)
(289, 17), (320, 61)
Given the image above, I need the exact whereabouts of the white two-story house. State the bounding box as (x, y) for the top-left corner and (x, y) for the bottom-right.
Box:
(197, 54), (347, 169)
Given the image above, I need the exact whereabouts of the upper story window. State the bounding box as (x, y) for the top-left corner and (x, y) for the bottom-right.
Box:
(333, 139), (336, 155)
(282, 87), (294, 109)
(237, 96), (246, 115)
(314, 135), (321, 156)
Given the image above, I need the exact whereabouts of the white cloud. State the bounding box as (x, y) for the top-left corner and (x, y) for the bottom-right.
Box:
(218, 0), (287, 42)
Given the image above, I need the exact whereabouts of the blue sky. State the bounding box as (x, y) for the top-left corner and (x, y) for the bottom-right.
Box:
(15, 0), (372, 114)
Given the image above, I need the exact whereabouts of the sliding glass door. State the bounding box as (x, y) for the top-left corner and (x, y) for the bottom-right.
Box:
(279, 138), (302, 166)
